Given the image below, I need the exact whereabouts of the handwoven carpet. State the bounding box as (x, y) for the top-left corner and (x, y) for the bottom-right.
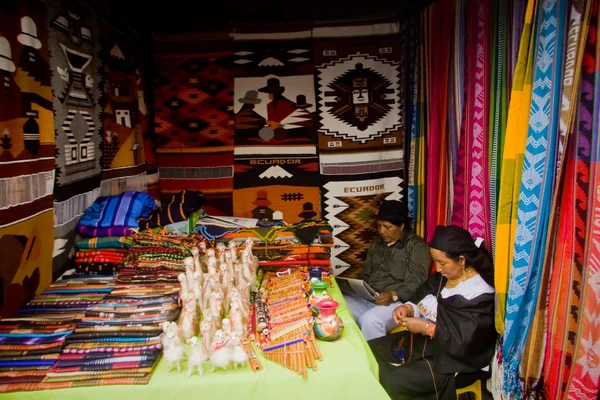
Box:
(99, 21), (150, 196)
(232, 28), (319, 222)
(0, 0), (55, 317)
(321, 174), (403, 277)
(153, 33), (234, 214)
(47, 0), (103, 275)
(313, 23), (404, 152)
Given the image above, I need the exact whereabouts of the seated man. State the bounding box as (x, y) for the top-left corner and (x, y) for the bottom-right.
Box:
(343, 200), (431, 340)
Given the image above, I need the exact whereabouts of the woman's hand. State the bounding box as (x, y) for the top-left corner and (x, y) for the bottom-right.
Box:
(374, 291), (394, 306)
(398, 317), (428, 334)
(392, 305), (413, 324)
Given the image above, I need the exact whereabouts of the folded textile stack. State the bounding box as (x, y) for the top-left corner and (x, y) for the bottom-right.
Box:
(74, 192), (157, 275)
(139, 190), (205, 235)
(120, 232), (205, 284)
(218, 221), (334, 270)
(47, 280), (180, 386)
(0, 271), (181, 392)
(0, 275), (114, 392)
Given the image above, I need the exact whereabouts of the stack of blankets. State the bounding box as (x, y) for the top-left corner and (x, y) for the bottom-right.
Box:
(218, 221), (334, 270)
(119, 232), (204, 284)
(0, 275), (113, 391)
(74, 191), (158, 275)
(138, 190), (205, 235)
(0, 271), (181, 392)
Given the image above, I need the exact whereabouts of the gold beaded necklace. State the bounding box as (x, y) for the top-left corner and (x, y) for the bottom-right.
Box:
(445, 267), (478, 288)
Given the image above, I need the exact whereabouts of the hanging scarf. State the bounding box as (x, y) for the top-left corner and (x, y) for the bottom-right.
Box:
(522, 0), (594, 396)
(425, 0), (453, 242)
(451, 0), (492, 246)
(489, 0), (510, 257)
(407, 14), (425, 237)
(568, 26), (600, 397)
(493, 0), (539, 336)
(502, 0), (567, 397)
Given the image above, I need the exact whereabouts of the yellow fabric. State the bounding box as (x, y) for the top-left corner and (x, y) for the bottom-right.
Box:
(493, 0), (538, 334)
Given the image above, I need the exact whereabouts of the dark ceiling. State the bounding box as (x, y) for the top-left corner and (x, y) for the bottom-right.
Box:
(101, 0), (437, 34)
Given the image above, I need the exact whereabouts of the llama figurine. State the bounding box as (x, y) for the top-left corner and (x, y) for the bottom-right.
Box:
(230, 331), (247, 370)
(221, 318), (232, 337)
(216, 243), (226, 263)
(229, 301), (245, 336)
(177, 273), (188, 306)
(228, 240), (238, 262)
(186, 337), (209, 377)
(209, 291), (224, 321)
(203, 273), (221, 310)
(190, 248), (205, 283)
(200, 320), (212, 353)
(203, 309), (217, 335)
(179, 289), (199, 340)
(210, 329), (232, 372)
(162, 329), (185, 373)
(206, 256), (218, 276)
(161, 321), (183, 347)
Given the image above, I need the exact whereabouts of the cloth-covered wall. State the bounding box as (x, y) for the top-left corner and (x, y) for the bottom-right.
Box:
(0, 0), (54, 318)
(48, 0), (155, 276)
(0, 0), (156, 315)
(152, 33), (234, 216)
(151, 26), (407, 277)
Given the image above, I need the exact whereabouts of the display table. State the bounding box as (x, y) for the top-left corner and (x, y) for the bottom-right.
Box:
(3, 280), (391, 400)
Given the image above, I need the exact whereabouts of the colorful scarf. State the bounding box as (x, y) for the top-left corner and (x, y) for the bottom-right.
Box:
(503, 0), (567, 397)
(521, 0), (594, 395)
(451, 0), (492, 246)
(493, 0), (539, 336)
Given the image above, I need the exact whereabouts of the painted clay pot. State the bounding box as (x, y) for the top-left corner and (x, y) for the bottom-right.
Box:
(313, 299), (344, 342)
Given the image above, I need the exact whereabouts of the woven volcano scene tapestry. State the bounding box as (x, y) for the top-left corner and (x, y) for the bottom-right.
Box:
(0, 0), (55, 316)
(48, 0), (103, 273)
(99, 22), (151, 196)
(233, 148), (320, 223)
(322, 174), (403, 277)
(153, 33), (234, 215)
(313, 23), (405, 153)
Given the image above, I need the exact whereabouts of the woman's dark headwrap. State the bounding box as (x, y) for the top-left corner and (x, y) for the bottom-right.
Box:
(430, 225), (494, 287)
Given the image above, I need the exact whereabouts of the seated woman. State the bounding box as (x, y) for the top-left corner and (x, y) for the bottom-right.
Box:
(368, 225), (497, 400)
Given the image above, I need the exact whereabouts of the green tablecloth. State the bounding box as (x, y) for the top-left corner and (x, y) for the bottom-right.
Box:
(4, 279), (391, 400)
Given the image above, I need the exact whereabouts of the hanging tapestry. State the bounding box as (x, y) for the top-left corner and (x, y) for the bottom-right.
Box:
(156, 148), (233, 216)
(232, 28), (319, 221)
(313, 23), (404, 152)
(424, 0), (453, 242)
(153, 33), (234, 215)
(233, 28), (316, 149)
(0, 0), (55, 316)
(451, 0), (492, 246)
(322, 174), (403, 277)
(233, 146), (320, 223)
(47, 0), (103, 274)
(492, 0), (538, 336)
(153, 33), (233, 148)
(99, 21), (151, 196)
(502, 0), (567, 397)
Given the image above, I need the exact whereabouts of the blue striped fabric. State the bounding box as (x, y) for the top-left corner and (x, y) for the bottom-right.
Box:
(78, 192), (156, 228)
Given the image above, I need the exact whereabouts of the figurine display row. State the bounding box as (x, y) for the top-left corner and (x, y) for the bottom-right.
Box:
(161, 240), (259, 376)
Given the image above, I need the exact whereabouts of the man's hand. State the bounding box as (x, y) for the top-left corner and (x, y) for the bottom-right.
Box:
(398, 317), (428, 334)
(374, 291), (394, 306)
